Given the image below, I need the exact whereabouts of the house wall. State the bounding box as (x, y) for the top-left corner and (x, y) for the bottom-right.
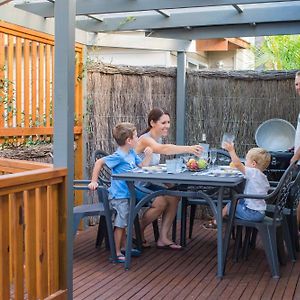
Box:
(88, 46), (209, 68)
(207, 49), (255, 70)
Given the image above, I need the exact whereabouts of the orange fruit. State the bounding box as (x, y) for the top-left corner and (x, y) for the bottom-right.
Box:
(229, 162), (235, 168)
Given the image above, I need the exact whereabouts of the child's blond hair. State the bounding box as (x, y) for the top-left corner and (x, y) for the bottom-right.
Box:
(112, 122), (136, 146)
(247, 147), (271, 171)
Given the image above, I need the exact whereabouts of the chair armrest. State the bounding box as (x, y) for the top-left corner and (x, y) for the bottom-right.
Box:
(269, 181), (279, 187)
(73, 185), (90, 191)
(233, 193), (267, 201)
(74, 179), (90, 184)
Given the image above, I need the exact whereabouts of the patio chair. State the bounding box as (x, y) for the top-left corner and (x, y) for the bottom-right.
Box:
(285, 169), (300, 254)
(237, 168), (300, 262)
(73, 184), (117, 260)
(223, 161), (298, 278)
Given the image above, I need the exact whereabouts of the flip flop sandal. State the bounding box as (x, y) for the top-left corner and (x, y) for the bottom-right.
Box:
(203, 221), (218, 230)
(115, 254), (126, 263)
(121, 248), (141, 257)
(203, 220), (217, 230)
(156, 243), (183, 251)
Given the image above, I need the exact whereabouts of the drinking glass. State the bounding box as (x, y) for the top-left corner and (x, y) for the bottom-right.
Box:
(175, 158), (183, 173)
(166, 159), (177, 174)
(221, 133), (235, 148)
(210, 149), (217, 169)
(199, 143), (210, 160)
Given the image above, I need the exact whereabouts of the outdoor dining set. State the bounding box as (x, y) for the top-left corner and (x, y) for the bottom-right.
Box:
(73, 143), (300, 279)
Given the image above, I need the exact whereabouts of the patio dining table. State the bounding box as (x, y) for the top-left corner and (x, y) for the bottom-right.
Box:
(113, 167), (245, 278)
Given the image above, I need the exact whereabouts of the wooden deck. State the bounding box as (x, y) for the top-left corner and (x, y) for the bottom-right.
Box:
(73, 220), (300, 300)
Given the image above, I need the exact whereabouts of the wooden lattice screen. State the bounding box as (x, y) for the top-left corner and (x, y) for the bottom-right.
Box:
(0, 21), (84, 201)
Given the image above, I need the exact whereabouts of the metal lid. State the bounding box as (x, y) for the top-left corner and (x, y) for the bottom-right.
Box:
(255, 118), (295, 151)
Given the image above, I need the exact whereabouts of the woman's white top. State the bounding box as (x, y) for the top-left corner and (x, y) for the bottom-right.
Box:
(138, 131), (161, 166)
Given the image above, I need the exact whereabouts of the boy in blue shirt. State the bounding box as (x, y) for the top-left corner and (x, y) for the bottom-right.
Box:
(88, 122), (152, 262)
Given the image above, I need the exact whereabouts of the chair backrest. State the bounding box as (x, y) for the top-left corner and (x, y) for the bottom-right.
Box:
(287, 168), (300, 209)
(94, 150), (111, 188)
(210, 148), (231, 166)
(267, 161), (298, 220)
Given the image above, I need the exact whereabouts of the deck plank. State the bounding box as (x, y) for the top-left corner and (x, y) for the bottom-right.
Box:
(73, 220), (300, 300)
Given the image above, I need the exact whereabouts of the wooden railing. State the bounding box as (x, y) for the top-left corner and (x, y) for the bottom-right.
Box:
(0, 158), (67, 300)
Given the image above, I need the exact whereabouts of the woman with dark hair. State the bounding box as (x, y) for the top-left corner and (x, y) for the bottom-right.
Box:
(135, 108), (202, 250)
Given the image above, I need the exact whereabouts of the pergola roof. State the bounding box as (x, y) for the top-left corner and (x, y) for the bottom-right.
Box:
(15, 0), (300, 39)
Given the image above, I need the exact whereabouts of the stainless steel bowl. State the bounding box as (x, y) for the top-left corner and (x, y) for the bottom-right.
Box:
(255, 118), (295, 151)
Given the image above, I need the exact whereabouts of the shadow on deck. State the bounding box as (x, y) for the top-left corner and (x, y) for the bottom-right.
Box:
(73, 220), (300, 299)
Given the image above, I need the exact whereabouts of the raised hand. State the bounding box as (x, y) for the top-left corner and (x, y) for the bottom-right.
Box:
(222, 142), (234, 152)
(189, 145), (203, 157)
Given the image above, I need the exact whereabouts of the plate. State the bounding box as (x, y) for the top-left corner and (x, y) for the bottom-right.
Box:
(142, 166), (167, 173)
(219, 166), (231, 169)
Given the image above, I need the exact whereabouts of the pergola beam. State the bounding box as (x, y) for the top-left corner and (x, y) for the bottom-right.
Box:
(75, 4), (300, 32)
(87, 33), (192, 51)
(150, 22), (300, 40)
(15, 0), (300, 18)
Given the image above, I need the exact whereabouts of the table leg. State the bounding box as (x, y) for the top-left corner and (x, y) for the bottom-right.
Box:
(125, 181), (136, 270)
(180, 197), (188, 247)
(223, 194), (238, 275)
(217, 187), (224, 278)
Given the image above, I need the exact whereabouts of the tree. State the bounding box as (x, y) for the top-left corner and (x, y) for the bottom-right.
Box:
(253, 35), (300, 70)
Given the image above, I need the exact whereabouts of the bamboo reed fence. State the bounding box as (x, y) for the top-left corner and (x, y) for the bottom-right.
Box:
(86, 63), (299, 174)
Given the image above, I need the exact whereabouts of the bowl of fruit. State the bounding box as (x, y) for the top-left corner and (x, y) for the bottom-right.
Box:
(186, 158), (208, 172)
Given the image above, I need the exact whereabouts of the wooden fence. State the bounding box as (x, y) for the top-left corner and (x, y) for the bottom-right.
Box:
(0, 158), (67, 300)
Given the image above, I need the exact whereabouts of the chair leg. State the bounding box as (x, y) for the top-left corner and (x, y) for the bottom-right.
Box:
(231, 226), (236, 240)
(283, 217), (296, 262)
(180, 197), (188, 247)
(242, 227), (252, 260)
(73, 213), (83, 237)
(189, 204), (197, 239)
(152, 219), (160, 242)
(250, 228), (258, 250)
(276, 225), (287, 266)
(172, 214), (177, 242)
(134, 216), (143, 251)
(100, 193), (117, 262)
(95, 215), (107, 248)
(288, 212), (300, 253)
(259, 226), (280, 278)
(232, 225), (243, 262)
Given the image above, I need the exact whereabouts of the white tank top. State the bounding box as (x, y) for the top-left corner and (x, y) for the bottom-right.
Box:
(138, 131), (161, 166)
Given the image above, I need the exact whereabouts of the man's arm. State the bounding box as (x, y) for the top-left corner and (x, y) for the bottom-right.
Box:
(291, 147), (300, 163)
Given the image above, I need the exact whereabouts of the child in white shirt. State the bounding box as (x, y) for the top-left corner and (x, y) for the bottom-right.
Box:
(204, 144), (271, 229)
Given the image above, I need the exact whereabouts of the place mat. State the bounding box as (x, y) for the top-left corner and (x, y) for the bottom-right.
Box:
(191, 167), (243, 177)
(131, 166), (167, 174)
